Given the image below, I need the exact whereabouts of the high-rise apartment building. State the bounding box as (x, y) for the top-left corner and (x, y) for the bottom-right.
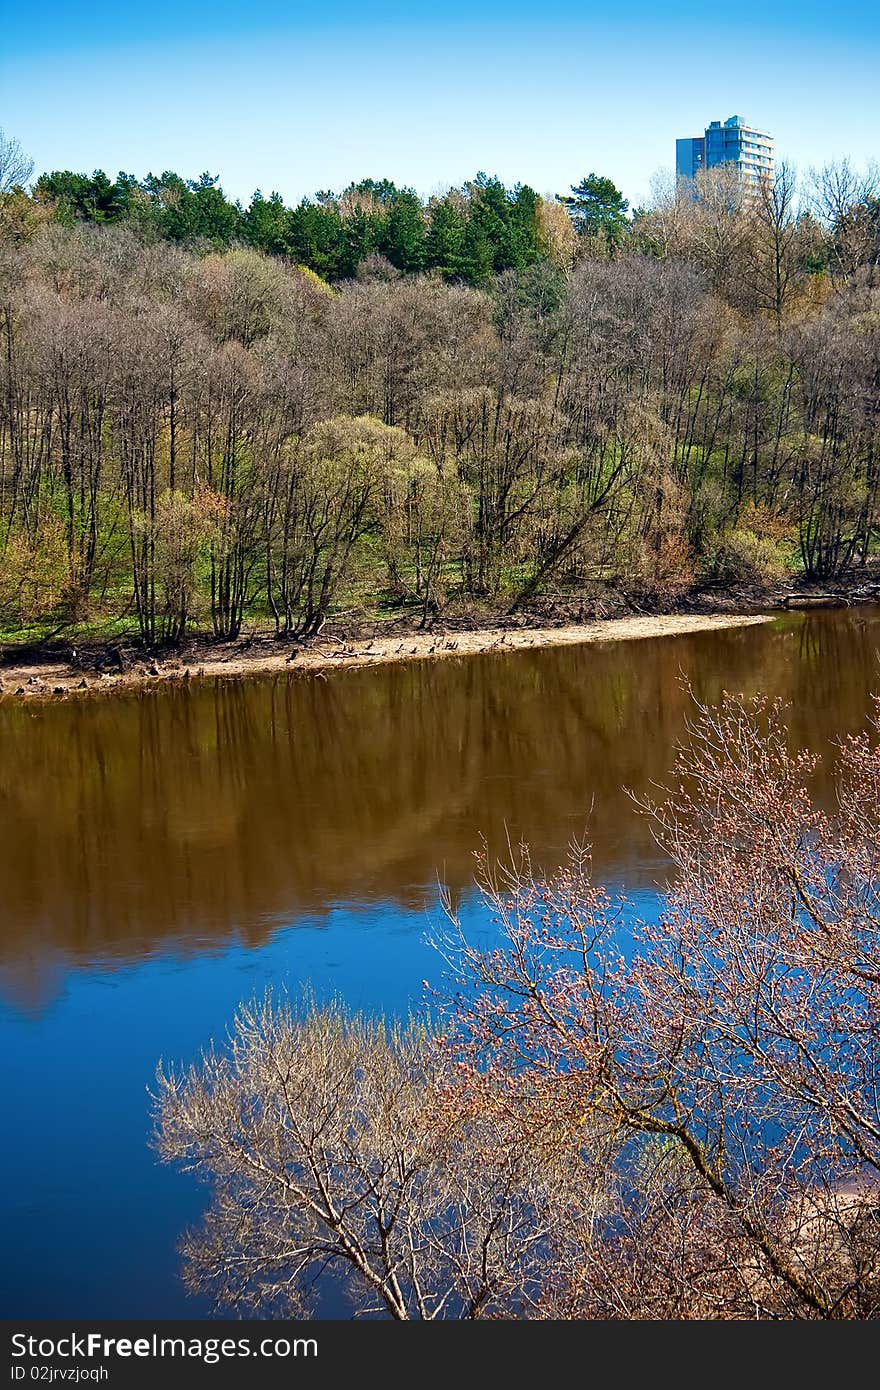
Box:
(675, 136), (706, 182)
(676, 115), (774, 189)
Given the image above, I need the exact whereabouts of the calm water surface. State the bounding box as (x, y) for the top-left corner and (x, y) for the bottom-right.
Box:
(1, 608), (879, 1316)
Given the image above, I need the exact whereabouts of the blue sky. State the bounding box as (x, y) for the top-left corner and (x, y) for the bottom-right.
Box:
(3, 1), (878, 208)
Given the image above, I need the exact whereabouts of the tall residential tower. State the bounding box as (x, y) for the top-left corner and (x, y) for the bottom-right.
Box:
(676, 115), (774, 190)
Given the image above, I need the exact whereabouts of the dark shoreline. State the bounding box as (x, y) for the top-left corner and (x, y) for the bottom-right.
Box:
(2, 569), (879, 703)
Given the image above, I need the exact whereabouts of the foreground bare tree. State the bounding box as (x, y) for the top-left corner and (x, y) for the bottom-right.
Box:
(155, 694), (880, 1318)
(154, 997), (600, 1318)
(442, 692), (880, 1318)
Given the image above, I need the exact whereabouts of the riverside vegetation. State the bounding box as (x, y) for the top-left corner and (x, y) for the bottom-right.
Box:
(0, 142), (879, 652)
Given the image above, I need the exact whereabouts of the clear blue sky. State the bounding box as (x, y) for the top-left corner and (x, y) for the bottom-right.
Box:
(3, 0), (878, 208)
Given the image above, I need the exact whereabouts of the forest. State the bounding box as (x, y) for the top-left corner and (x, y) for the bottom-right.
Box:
(1, 145), (879, 647)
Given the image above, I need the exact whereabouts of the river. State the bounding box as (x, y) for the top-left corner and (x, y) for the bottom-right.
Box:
(1, 606), (878, 1316)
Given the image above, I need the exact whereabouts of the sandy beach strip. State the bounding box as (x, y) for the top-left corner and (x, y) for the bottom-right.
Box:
(0, 611), (774, 701)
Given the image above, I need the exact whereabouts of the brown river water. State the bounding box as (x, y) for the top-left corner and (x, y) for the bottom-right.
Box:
(0, 605), (878, 1315)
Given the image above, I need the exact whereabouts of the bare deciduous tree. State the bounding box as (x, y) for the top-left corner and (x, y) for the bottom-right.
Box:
(0, 129), (33, 194)
(810, 158), (880, 283)
(441, 692), (880, 1318)
(154, 997), (597, 1318)
(156, 694), (880, 1319)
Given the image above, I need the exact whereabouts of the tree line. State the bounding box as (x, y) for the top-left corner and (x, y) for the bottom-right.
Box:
(5, 155), (876, 289)
(23, 170), (558, 287)
(0, 141), (878, 646)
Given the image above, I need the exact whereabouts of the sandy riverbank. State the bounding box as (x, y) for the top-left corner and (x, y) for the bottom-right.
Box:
(0, 612), (775, 702)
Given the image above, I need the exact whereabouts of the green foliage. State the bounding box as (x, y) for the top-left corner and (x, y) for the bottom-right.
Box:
(147, 172), (242, 246)
(705, 529), (792, 588)
(28, 163), (547, 286)
(286, 200), (347, 278)
(558, 172), (630, 244)
(426, 197), (469, 279)
(243, 191), (293, 256)
(34, 169), (132, 223)
(0, 515), (70, 627)
(34, 168), (243, 246)
(380, 191), (426, 272)
(457, 175), (542, 282)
